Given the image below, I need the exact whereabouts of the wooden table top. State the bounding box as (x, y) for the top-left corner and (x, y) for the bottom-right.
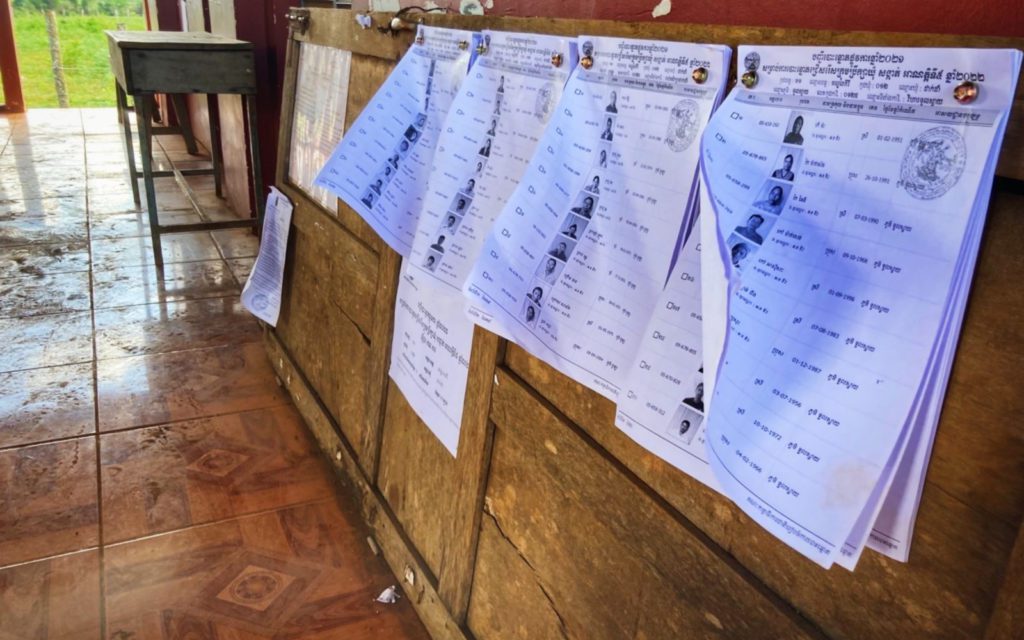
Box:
(105, 30), (252, 51)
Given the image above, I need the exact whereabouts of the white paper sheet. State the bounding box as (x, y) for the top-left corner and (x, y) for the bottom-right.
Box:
(698, 46), (1021, 568)
(614, 217), (721, 490)
(288, 43), (352, 210)
(389, 260), (474, 456)
(389, 31), (575, 454)
(241, 187), (293, 326)
(464, 36), (730, 399)
(408, 31), (576, 296)
(314, 26), (477, 255)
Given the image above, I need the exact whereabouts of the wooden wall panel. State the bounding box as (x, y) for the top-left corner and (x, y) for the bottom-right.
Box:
(466, 519), (574, 639)
(274, 198), (379, 460)
(269, 10), (1024, 640)
(479, 369), (819, 639)
(499, 186), (1024, 640)
(377, 380), (459, 578)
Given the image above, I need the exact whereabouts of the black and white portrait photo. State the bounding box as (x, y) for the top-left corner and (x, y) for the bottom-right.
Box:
(523, 302), (539, 326)
(561, 216), (588, 240)
(598, 147), (608, 168)
(462, 177), (476, 195)
(423, 249), (442, 271)
(570, 193), (598, 219)
(783, 112), (805, 145)
(526, 284), (545, 306)
(441, 214), (463, 234)
(682, 381), (705, 413)
(600, 116), (615, 141)
(606, 90), (618, 113)
(667, 404), (703, 445)
(430, 234), (448, 253)
(585, 175), (601, 194)
(537, 256), (564, 285)
(361, 189), (377, 209)
(733, 213), (767, 245)
(449, 194), (472, 216)
(771, 151), (799, 181)
(753, 182), (790, 215)
(727, 234), (754, 270)
(479, 138), (492, 157)
(548, 238), (575, 261)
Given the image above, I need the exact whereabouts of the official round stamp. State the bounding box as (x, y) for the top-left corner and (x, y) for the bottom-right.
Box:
(899, 126), (966, 200)
(665, 99), (701, 152)
(251, 294), (269, 311)
(534, 85), (555, 122)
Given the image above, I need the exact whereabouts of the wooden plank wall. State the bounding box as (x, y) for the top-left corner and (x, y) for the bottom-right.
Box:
(266, 9), (1024, 640)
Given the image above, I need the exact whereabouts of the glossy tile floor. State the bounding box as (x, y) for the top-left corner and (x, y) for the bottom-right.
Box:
(0, 109), (429, 639)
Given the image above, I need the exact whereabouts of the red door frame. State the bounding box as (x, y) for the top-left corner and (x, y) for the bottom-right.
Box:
(0, 0), (25, 113)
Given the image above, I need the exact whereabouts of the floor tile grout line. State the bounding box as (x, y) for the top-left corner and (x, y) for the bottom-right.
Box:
(0, 546), (103, 573)
(94, 398), (293, 436)
(0, 286), (248, 322)
(0, 328), (261, 378)
(101, 498), (338, 551)
(0, 396), (294, 454)
(92, 290), (247, 314)
(0, 431), (97, 454)
(81, 112), (109, 640)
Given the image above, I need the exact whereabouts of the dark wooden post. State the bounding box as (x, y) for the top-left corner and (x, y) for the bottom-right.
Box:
(0, 0), (24, 112)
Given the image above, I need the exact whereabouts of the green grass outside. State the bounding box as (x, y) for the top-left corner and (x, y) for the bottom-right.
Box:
(12, 12), (147, 108)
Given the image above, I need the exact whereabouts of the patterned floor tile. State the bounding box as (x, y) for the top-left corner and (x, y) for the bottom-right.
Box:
(0, 270), (92, 318)
(94, 297), (259, 360)
(0, 241), (90, 279)
(0, 311), (93, 373)
(0, 550), (101, 640)
(100, 405), (332, 542)
(0, 438), (99, 566)
(91, 260), (239, 309)
(103, 501), (429, 640)
(97, 342), (288, 431)
(0, 362), (94, 449)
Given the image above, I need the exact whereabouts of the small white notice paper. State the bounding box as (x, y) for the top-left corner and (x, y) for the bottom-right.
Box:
(389, 260), (474, 456)
(241, 186), (293, 326)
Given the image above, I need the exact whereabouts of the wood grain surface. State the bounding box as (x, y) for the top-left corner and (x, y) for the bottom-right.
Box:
(270, 10), (1024, 639)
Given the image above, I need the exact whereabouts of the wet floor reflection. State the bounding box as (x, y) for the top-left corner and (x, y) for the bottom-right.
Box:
(0, 109), (429, 639)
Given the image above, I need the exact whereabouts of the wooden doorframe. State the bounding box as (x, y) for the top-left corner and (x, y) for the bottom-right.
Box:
(0, 0), (24, 113)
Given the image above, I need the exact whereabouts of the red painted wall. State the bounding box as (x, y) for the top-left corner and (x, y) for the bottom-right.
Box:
(353, 0), (1024, 38)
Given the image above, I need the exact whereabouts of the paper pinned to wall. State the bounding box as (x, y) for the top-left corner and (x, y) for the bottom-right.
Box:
(614, 217), (720, 491)
(241, 187), (294, 327)
(389, 260), (475, 456)
(314, 25), (478, 256)
(288, 42), (352, 211)
(698, 45), (1021, 568)
(391, 31), (575, 454)
(463, 35), (731, 400)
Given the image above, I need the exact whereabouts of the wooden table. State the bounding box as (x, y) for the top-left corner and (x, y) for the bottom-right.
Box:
(106, 30), (265, 268)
